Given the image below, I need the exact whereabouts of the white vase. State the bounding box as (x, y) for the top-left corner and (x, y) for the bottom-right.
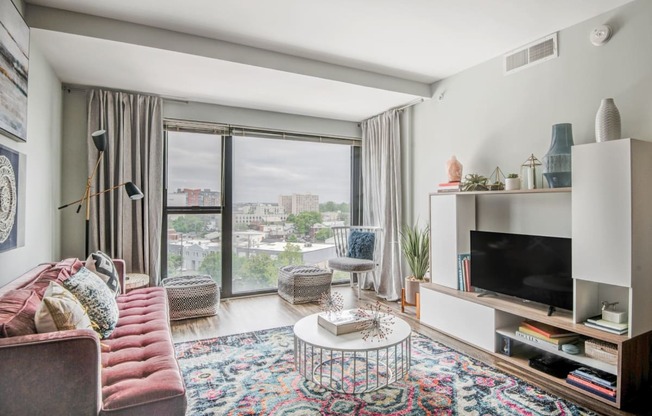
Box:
(595, 98), (621, 142)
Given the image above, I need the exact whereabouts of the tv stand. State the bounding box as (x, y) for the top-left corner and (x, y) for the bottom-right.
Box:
(547, 305), (556, 316)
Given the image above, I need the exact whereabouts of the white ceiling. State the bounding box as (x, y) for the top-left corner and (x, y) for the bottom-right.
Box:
(27, 0), (634, 122)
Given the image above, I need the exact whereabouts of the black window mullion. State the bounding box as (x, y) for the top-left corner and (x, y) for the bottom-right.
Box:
(221, 135), (233, 298)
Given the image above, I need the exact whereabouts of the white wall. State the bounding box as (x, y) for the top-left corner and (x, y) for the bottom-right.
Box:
(0, 40), (62, 285)
(59, 92), (361, 257)
(409, 0), (652, 222)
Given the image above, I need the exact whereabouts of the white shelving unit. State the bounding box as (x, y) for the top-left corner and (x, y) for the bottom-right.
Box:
(422, 142), (652, 410)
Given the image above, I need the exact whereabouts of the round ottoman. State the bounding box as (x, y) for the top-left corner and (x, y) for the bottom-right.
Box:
(162, 275), (220, 320)
(277, 265), (333, 304)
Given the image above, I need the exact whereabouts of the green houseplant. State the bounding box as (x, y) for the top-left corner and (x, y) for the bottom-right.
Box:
(401, 223), (430, 304)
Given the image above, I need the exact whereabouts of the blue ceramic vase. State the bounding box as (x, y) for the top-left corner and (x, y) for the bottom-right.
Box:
(543, 123), (573, 188)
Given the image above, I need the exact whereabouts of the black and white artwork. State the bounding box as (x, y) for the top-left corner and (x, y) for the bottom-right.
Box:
(0, 143), (24, 252)
(0, 0), (29, 142)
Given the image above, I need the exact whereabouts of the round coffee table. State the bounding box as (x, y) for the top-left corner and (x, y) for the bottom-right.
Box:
(293, 311), (411, 394)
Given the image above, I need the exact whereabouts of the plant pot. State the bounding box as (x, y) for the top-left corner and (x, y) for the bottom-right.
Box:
(405, 277), (421, 304)
(505, 177), (520, 191)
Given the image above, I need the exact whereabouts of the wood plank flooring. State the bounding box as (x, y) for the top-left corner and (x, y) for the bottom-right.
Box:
(170, 285), (651, 416)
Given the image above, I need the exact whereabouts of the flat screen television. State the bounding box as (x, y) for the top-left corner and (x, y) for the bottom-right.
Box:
(470, 230), (573, 312)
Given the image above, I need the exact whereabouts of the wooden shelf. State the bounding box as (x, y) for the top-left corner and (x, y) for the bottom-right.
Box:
(421, 283), (628, 345)
(430, 187), (571, 196)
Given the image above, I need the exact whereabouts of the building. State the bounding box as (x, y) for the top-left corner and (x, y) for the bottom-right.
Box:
(279, 193), (319, 215)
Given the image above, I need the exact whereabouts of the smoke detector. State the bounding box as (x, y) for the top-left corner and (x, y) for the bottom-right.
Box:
(590, 25), (612, 46)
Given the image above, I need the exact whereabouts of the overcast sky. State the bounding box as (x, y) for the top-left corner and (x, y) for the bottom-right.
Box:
(168, 132), (351, 204)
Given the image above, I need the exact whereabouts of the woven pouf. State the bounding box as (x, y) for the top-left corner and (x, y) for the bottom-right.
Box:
(162, 275), (220, 320)
(278, 265), (333, 304)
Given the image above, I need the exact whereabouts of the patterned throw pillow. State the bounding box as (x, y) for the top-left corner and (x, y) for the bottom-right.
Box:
(63, 267), (119, 339)
(35, 282), (94, 333)
(85, 251), (121, 296)
(347, 230), (375, 260)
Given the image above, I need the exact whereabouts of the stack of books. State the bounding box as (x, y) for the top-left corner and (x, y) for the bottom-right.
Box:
(437, 181), (461, 193)
(457, 253), (471, 291)
(566, 367), (617, 402)
(583, 315), (628, 335)
(515, 320), (579, 353)
(317, 310), (371, 336)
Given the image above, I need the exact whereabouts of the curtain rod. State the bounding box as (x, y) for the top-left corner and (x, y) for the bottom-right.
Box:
(360, 98), (425, 125)
(62, 84), (189, 104)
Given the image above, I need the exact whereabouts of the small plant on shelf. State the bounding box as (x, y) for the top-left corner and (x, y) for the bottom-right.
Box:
(461, 173), (489, 192)
(505, 173), (521, 191)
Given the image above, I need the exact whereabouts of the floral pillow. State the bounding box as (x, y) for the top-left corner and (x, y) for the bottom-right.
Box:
(63, 267), (119, 339)
(85, 251), (121, 296)
(35, 282), (94, 333)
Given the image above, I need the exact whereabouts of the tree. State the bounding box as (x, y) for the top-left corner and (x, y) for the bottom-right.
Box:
(315, 228), (331, 242)
(239, 253), (278, 285)
(167, 254), (182, 274)
(199, 252), (221, 283)
(288, 211), (322, 235)
(320, 201), (337, 212)
(278, 243), (302, 265)
(286, 234), (298, 243)
(171, 216), (206, 235)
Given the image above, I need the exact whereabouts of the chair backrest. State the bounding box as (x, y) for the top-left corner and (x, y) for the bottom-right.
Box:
(331, 226), (382, 264)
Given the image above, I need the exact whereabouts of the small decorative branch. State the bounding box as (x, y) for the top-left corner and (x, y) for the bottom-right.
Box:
(355, 301), (395, 342)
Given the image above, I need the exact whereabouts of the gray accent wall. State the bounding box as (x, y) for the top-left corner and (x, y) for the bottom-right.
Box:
(408, 0), (652, 223)
(0, 41), (62, 285)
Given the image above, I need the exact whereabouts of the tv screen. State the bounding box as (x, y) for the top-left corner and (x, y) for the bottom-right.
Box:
(470, 230), (572, 311)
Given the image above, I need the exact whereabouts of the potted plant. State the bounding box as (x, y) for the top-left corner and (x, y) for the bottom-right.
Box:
(401, 223), (430, 304)
(505, 173), (520, 191)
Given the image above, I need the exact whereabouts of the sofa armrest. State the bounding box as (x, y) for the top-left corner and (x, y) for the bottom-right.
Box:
(0, 330), (102, 416)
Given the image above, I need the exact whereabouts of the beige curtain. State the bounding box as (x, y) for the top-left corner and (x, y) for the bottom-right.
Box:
(361, 109), (403, 301)
(87, 89), (163, 284)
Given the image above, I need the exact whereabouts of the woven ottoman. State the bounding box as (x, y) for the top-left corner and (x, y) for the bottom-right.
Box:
(278, 265), (333, 304)
(162, 275), (220, 320)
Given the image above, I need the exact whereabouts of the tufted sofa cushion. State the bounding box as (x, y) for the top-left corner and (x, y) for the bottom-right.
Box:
(100, 287), (186, 415)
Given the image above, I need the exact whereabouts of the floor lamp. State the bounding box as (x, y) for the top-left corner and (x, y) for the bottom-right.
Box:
(58, 130), (144, 258)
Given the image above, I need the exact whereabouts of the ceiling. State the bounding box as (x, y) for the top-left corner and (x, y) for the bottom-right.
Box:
(27, 0), (634, 122)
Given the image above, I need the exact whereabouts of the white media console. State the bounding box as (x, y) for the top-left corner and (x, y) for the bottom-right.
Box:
(422, 139), (652, 410)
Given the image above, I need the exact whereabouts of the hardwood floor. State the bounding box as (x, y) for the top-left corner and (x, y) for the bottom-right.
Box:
(170, 285), (651, 416)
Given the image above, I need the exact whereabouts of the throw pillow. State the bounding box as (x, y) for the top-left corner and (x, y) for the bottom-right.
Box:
(347, 230), (375, 260)
(63, 267), (119, 339)
(35, 282), (94, 333)
(85, 251), (121, 296)
(0, 289), (40, 337)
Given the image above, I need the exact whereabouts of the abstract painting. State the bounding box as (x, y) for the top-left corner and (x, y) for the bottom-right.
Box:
(0, 0), (29, 142)
(0, 143), (24, 252)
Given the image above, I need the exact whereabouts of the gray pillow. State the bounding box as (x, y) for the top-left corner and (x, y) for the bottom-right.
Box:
(85, 251), (121, 296)
(63, 267), (119, 339)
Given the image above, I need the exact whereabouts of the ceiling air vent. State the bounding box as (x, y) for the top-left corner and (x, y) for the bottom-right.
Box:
(504, 33), (558, 75)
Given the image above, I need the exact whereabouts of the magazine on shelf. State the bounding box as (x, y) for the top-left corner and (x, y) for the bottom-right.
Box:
(583, 321), (628, 335)
(515, 331), (562, 353)
(517, 326), (579, 345)
(521, 320), (577, 338)
(566, 378), (617, 402)
(585, 315), (629, 331)
(571, 367), (618, 387)
(318, 310), (371, 336)
(566, 374), (616, 395)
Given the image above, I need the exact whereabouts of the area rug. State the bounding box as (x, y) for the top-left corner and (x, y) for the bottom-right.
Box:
(175, 326), (597, 415)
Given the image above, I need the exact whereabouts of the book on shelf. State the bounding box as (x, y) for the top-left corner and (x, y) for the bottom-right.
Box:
(521, 320), (577, 338)
(566, 378), (617, 402)
(583, 321), (628, 335)
(566, 374), (616, 396)
(517, 326), (579, 345)
(317, 310), (371, 336)
(571, 367), (618, 388)
(585, 315), (629, 330)
(457, 253), (470, 291)
(514, 330), (563, 353)
(463, 257), (471, 292)
(437, 181), (461, 193)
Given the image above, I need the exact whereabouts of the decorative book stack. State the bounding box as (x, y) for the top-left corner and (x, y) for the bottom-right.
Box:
(456, 253), (471, 291)
(583, 315), (628, 335)
(437, 181), (461, 193)
(515, 320), (579, 353)
(566, 367), (617, 402)
(317, 310), (371, 336)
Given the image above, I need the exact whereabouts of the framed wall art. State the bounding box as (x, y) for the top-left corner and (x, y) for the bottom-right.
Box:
(0, 143), (24, 252)
(0, 0), (29, 142)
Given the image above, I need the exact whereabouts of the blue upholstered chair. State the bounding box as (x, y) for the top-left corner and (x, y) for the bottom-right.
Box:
(327, 226), (382, 299)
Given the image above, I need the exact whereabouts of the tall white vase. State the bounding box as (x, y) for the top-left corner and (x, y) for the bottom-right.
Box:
(595, 98), (621, 142)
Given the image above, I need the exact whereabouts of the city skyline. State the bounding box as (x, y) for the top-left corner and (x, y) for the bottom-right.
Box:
(168, 132), (351, 204)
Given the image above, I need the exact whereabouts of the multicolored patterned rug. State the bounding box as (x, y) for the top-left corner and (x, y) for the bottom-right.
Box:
(175, 326), (596, 415)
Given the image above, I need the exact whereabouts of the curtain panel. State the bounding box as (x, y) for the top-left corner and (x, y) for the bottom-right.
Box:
(361, 109), (403, 301)
(87, 89), (163, 284)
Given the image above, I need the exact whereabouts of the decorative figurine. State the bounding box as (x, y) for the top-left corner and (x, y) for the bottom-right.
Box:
(446, 155), (463, 182)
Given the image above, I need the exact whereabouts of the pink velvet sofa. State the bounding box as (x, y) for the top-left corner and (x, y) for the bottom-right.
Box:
(0, 258), (187, 416)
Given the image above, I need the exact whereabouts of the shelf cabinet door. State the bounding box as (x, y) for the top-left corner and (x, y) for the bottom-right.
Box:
(572, 140), (632, 287)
